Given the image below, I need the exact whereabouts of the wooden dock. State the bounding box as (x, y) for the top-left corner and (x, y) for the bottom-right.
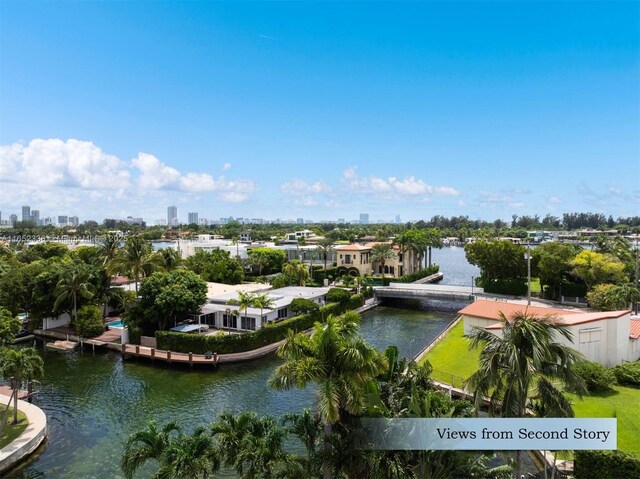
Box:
(121, 344), (219, 367)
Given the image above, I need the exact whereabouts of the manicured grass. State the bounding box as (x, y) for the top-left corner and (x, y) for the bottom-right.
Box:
(0, 408), (29, 449)
(565, 385), (640, 456)
(530, 278), (541, 294)
(418, 320), (480, 388)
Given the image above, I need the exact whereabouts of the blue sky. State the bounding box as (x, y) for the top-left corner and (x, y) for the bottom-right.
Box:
(0, 1), (638, 224)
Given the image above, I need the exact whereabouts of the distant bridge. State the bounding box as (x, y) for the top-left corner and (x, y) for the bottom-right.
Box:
(374, 283), (484, 302)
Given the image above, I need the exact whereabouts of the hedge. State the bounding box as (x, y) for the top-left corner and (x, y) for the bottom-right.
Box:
(393, 265), (441, 284)
(156, 295), (364, 355)
(573, 361), (616, 392)
(480, 278), (528, 296)
(574, 450), (640, 479)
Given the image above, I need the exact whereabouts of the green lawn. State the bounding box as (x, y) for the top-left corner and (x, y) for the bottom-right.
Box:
(0, 408), (29, 449)
(565, 386), (640, 456)
(418, 319), (480, 388)
(418, 320), (640, 456)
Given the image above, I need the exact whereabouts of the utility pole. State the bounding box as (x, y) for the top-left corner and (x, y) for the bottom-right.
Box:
(635, 237), (639, 315)
(526, 242), (532, 306)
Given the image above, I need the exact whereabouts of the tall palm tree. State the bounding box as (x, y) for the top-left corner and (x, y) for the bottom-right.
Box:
(121, 419), (180, 479)
(370, 243), (397, 280)
(97, 233), (121, 268)
(604, 283), (640, 310)
(466, 310), (586, 477)
(269, 311), (387, 479)
(282, 260), (310, 286)
(226, 291), (258, 329)
(316, 238), (334, 273)
(157, 248), (182, 272)
(252, 293), (276, 327)
(0, 348), (44, 425)
(54, 263), (95, 325)
(109, 235), (164, 294)
(282, 409), (322, 478)
(211, 411), (258, 474)
(157, 426), (219, 479)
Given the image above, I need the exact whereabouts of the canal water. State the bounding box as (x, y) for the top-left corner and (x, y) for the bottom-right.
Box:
(6, 306), (455, 478)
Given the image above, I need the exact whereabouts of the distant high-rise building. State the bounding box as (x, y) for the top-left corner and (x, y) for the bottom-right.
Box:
(22, 205), (31, 222)
(188, 212), (198, 225)
(30, 210), (40, 224)
(9, 214), (17, 226)
(58, 215), (69, 226)
(167, 205), (178, 226)
(359, 213), (369, 224)
(155, 219), (167, 226)
(395, 215), (401, 224)
(69, 216), (79, 227)
(337, 218), (345, 224)
(297, 218), (304, 224)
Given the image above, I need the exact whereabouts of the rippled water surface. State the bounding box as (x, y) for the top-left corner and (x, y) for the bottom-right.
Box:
(7, 305), (454, 478)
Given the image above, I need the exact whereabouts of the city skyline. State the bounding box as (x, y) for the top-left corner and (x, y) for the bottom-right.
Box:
(1, 2), (638, 221)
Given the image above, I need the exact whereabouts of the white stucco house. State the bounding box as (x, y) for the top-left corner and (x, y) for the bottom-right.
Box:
(188, 286), (331, 332)
(459, 300), (639, 367)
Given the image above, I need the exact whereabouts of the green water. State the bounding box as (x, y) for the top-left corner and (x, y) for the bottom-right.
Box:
(6, 304), (454, 478)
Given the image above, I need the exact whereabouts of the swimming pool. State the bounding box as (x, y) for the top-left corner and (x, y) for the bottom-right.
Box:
(107, 320), (124, 329)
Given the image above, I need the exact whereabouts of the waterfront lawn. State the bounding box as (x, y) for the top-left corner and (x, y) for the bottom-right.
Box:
(0, 408), (29, 449)
(565, 385), (640, 456)
(419, 320), (480, 388)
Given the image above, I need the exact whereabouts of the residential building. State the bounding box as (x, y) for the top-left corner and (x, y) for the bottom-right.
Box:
(459, 300), (639, 367)
(188, 212), (199, 224)
(334, 241), (418, 278)
(167, 205), (178, 226)
(192, 285), (330, 332)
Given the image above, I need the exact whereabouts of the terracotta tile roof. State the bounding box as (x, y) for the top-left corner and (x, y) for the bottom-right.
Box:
(459, 300), (577, 322)
(461, 300), (631, 330)
(334, 244), (371, 251)
(631, 319), (640, 340)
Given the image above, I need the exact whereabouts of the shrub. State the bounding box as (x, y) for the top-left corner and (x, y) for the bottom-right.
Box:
(348, 293), (365, 310)
(290, 298), (320, 315)
(613, 361), (640, 387)
(326, 287), (351, 305)
(587, 284), (617, 311)
(394, 265), (441, 283)
(573, 361), (616, 392)
(480, 278), (527, 296)
(574, 450), (640, 479)
(75, 305), (104, 338)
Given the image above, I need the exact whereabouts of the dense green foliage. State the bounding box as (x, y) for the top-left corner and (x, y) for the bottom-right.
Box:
(480, 277), (528, 296)
(246, 248), (286, 275)
(570, 250), (627, 289)
(289, 298), (320, 315)
(392, 264), (440, 283)
(573, 361), (616, 392)
(465, 240), (527, 282)
(75, 305), (105, 338)
(612, 361), (640, 387)
(0, 308), (21, 346)
(129, 270), (208, 332)
(574, 450), (640, 479)
(587, 283), (640, 311)
(184, 249), (244, 284)
(531, 242), (581, 300)
(325, 287), (351, 305)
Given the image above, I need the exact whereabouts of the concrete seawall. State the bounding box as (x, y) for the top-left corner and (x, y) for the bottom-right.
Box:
(0, 394), (47, 474)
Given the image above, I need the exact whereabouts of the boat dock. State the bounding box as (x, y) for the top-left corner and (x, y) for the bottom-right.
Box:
(121, 344), (219, 367)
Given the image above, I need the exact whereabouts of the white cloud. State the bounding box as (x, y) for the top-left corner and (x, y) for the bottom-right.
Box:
(548, 195), (563, 204)
(294, 196), (318, 206)
(0, 138), (130, 189)
(344, 171), (459, 197)
(280, 179), (332, 196)
(342, 166), (357, 179)
(223, 162), (232, 171)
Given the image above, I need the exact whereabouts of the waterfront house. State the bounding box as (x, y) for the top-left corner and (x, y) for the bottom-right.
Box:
(189, 285), (330, 332)
(459, 300), (639, 367)
(333, 242), (419, 278)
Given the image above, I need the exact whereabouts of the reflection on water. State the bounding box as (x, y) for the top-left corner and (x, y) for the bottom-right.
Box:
(7, 305), (454, 478)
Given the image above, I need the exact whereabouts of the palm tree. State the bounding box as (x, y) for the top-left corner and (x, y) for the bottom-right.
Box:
(604, 283), (640, 310)
(370, 243), (397, 280)
(0, 348), (44, 425)
(121, 419), (180, 479)
(269, 311), (387, 479)
(252, 293), (276, 327)
(226, 291), (258, 329)
(157, 248), (182, 272)
(466, 310), (586, 477)
(109, 235), (164, 294)
(211, 411), (258, 473)
(54, 263), (95, 325)
(97, 233), (121, 268)
(282, 409), (322, 478)
(282, 260), (310, 286)
(157, 426), (218, 479)
(316, 238), (334, 273)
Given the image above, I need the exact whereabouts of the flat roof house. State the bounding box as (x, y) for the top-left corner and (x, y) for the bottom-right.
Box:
(459, 300), (639, 367)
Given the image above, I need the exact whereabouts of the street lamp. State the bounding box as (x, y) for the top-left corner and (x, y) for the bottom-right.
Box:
(471, 276), (475, 297)
(525, 243), (532, 306)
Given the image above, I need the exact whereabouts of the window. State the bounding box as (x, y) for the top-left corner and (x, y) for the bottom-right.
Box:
(241, 316), (256, 330)
(277, 308), (288, 319)
(344, 254), (351, 264)
(222, 314), (237, 329)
